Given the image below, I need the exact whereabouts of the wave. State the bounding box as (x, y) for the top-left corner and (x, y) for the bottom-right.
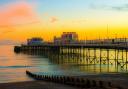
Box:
(0, 65), (33, 68)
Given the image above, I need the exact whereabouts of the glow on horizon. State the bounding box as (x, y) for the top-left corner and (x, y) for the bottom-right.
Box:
(0, 0), (128, 42)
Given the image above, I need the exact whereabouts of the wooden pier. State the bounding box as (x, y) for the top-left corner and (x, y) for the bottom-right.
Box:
(14, 43), (128, 71)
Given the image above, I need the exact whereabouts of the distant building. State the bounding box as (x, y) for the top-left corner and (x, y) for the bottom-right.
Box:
(54, 32), (78, 44)
(27, 37), (43, 45)
(54, 36), (62, 44)
(61, 32), (78, 44)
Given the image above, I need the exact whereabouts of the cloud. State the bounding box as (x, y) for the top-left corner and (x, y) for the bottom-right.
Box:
(72, 19), (87, 24)
(1, 29), (14, 34)
(91, 4), (128, 11)
(0, 40), (20, 45)
(0, 1), (39, 27)
(50, 17), (58, 23)
(111, 4), (128, 11)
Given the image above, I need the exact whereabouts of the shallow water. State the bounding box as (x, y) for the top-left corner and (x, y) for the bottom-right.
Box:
(0, 45), (127, 83)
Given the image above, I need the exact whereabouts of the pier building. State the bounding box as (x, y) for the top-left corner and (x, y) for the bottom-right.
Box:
(27, 37), (44, 45)
(54, 32), (78, 44)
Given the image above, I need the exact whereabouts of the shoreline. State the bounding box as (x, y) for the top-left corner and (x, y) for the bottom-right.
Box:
(0, 81), (81, 89)
(1, 73), (128, 89)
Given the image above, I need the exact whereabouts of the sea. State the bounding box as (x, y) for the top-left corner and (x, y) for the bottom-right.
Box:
(0, 45), (127, 83)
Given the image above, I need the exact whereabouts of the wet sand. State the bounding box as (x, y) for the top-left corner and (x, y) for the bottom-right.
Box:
(80, 73), (128, 88)
(0, 73), (128, 89)
(0, 81), (81, 89)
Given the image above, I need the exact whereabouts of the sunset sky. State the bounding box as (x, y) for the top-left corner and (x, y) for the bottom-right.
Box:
(1, 0), (128, 43)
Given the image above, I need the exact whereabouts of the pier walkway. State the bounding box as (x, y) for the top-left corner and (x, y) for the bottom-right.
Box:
(17, 43), (128, 49)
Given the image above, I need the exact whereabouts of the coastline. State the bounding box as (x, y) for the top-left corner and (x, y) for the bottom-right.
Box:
(0, 81), (80, 89)
(1, 73), (128, 89)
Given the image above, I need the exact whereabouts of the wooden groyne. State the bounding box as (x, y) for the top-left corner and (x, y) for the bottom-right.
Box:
(26, 70), (126, 89)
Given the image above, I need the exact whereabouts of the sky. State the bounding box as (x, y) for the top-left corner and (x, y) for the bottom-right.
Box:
(0, 0), (128, 43)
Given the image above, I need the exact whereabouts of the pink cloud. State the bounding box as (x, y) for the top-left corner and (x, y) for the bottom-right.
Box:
(0, 1), (39, 27)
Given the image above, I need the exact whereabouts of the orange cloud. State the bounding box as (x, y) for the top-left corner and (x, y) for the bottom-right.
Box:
(0, 1), (39, 27)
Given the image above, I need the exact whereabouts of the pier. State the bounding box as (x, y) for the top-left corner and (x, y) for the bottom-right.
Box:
(15, 43), (128, 71)
(13, 35), (128, 89)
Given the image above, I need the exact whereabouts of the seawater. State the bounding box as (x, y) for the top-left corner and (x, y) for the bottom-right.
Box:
(0, 45), (127, 83)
